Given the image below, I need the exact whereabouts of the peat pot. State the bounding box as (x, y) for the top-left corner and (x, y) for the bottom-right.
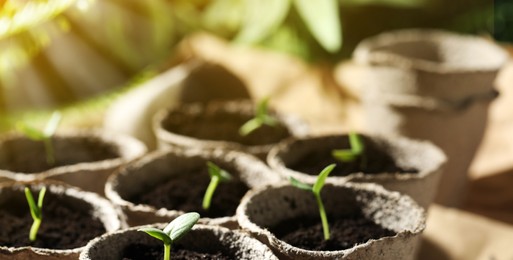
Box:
(79, 224), (278, 259)
(0, 130), (147, 195)
(267, 133), (446, 209)
(237, 182), (426, 260)
(153, 100), (308, 160)
(353, 29), (509, 206)
(106, 147), (280, 227)
(0, 181), (125, 260)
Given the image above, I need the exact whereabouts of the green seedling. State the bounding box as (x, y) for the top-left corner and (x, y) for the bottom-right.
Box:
(24, 186), (47, 242)
(138, 212), (200, 260)
(202, 162), (232, 210)
(239, 97), (278, 136)
(332, 132), (365, 164)
(16, 111), (62, 165)
(289, 164), (336, 240)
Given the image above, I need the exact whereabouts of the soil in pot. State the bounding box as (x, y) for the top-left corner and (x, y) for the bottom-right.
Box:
(269, 212), (395, 251)
(0, 137), (118, 174)
(288, 136), (416, 177)
(0, 193), (106, 249)
(130, 165), (249, 218)
(120, 243), (229, 260)
(161, 108), (291, 146)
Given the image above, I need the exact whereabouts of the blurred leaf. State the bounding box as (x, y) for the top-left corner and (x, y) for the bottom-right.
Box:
(202, 0), (244, 38)
(235, 0), (291, 43)
(341, 0), (428, 8)
(293, 0), (341, 53)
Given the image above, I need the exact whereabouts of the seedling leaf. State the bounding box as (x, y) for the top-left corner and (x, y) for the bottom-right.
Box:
(239, 97), (278, 136)
(289, 176), (312, 191)
(312, 164), (336, 194)
(25, 187), (40, 219)
(332, 132), (365, 163)
(43, 111), (62, 137)
(139, 212), (200, 260)
(239, 118), (262, 136)
(165, 212), (200, 241)
(207, 161), (232, 181)
(138, 227), (172, 245)
(16, 123), (45, 141)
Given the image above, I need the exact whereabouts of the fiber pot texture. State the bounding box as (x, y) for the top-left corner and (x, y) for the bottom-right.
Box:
(0, 181), (126, 260)
(80, 223), (278, 260)
(106, 147), (280, 227)
(0, 130), (147, 195)
(237, 182), (425, 260)
(353, 29), (509, 207)
(267, 134), (446, 209)
(153, 100), (308, 159)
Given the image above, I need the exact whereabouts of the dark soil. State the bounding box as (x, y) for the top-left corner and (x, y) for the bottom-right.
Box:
(162, 109), (291, 146)
(121, 243), (231, 260)
(287, 139), (416, 176)
(0, 137), (118, 173)
(131, 166), (249, 218)
(0, 195), (106, 249)
(270, 214), (396, 251)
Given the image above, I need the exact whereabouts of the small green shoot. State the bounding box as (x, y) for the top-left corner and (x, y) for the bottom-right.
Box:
(239, 97), (278, 136)
(138, 212), (200, 260)
(16, 111), (62, 165)
(202, 162), (232, 210)
(24, 186), (47, 242)
(332, 132), (365, 163)
(289, 164), (336, 240)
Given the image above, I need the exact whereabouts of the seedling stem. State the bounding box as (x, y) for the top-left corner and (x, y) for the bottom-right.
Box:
(24, 186), (46, 242)
(202, 162), (232, 210)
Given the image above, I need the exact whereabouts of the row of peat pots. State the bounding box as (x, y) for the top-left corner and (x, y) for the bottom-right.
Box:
(0, 28), (508, 259)
(0, 108), (444, 260)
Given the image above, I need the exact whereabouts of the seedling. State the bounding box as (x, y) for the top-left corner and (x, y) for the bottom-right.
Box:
(239, 97), (278, 136)
(16, 111), (62, 165)
(289, 164), (336, 240)
(202, 161), (233, 210)
(138, 212), (200, 260)
(332, 132), (365, 164)
(24, 186), (47, 242)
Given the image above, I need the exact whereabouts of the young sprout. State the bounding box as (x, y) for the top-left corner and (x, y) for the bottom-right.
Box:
(202, 162), (232, 210)
(331, 132), (365, 163)
(289, 164), (336, 240)
(138, 212), (200, 260)
(239, 97), (278, 136)
(24, 186), (47, 242)
(16, 111), (62, 165)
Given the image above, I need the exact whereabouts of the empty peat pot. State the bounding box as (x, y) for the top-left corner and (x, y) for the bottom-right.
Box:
(267, 133), (446, 208)
(0, 181), (125, 260)
(106, 147), (280, 227)
(80, 223), (278, 259)
(353, 29), (508, 207)
(237, 182), (426, 260)
(0, 130), (147, 195)
(153, 100), (308, 159)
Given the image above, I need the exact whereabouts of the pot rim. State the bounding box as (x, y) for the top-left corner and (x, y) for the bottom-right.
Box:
(0, 129), (147, 181)
(354, 29), (509, 73)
